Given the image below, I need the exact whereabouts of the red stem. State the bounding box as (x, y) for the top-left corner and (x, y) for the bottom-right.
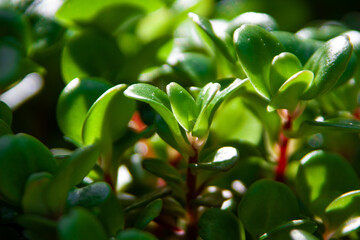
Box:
(275, 113), (292, 182)
(186, 149), (198, 240)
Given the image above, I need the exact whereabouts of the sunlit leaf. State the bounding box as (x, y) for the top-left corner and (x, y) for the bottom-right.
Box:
(301, 35), (353, 99)
(234, 24), (285, 100)
(228, 12), (278, 33)
(190, 147), (238, 171)
(296, 150), (359, 219)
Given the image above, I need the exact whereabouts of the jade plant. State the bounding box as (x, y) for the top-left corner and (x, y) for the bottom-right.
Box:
(3, 0), (360, 240)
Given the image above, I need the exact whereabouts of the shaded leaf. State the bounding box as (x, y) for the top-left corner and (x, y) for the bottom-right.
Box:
(58, 208), (107, 240)
(116, 229), (157, 240)
(134, 199), (162, 229)
(0, 101), (12, 126)
(142, 158), (183, 184)
(0, 134), (57, 205)
(238, 179), (300, 239)
(124, 187), (171, 212)
(199, 208), (243, 240)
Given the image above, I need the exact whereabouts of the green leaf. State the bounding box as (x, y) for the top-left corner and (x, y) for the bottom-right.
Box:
(189, 12), (236, 62)
(228, 12), (278, 33)
(286, 119), (360, 138)
(0, 119), (12, 136)
(134, 199), (162, 229)
(234, 24), (285, 100)
(325, 190), (360, 234)
(116, 229), (157, 240)
(17, 214), (57, 240)
(238, 179), (300, 239)
(56, 78), (111, 145)
(190, 147), (238, 171)
(296, 150), (359, 219)
(124, 187), (171, 212)
(124, 83), (193, 155)
(58, 208), (108, 240)
(166, 82), (198, 132)
(0, 101), (12, 126)
(268, 70), (313, 111)
(199, 208), (243, 240)
(45, 145), (100, 215)
(288, 230), (320, 240)
(67, 182), (124, 235)
(271, 31), (323, 65)
(260, 219), (317, 240)
(56, 0), (163, 26)
(269, 52), (303, 95)
(193, 78), (247, 138)
(296, 23), (348, 41)
(301, 35), (353, 99)
(22, 172), (52, 216)
(61, 30), (123, 84)
(168, 52), (216, 87)
(142, 159), (183, 184)
(0, 134), (57, 206)
(344, 30), (360, 56)
(82, 84), (135, 171)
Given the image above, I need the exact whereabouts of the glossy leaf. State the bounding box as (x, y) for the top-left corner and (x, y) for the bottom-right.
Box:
(166, 82), (198, 132)
(0, 134), (57, 205)
(67, 182), (124, 235)
(286, 119), (360, 138)
(58, 208), (108, 240)
(61, 30), (123, 84)
(45, 145), (100, 215)
(190, 147), (239, 171)
(296, 150), (359, 219)
(234, 24), (285, 100)
(199, 208), (243, 240)
(82, 84), (135, 170)
(189, 12), (236, 62)
(289, 230), (320, 240)
(134, 199), (162, 229)
(344, 30), (360, 56)
(271, 31), (323, 65)
(192, 78), (247, 137)
(116, 229), (157, 240)
(260, 219), (317, 240)
(238, 179), (300, 239)
(296, 23), (349, 41)
(228, 12), (278, 33)
(268, 70), (313, 111)
(56, 78), (111, 145)
(301, 35), (353, 99)
(325, 190), (360, 233)
(124, 83), (193, 155)
(269, 52), (303, 95)
(142, 159), (183, 184)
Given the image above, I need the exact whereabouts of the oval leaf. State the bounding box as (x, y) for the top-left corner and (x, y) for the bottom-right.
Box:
(234, 24), (285, 100)
(301, 35), (353, 99)
(190, 147), (238, 171)
(56, 78), (111, 145)
(142, 159), (183, 184)
(199, 208), (243, 240)
(116, 229), (157, 240)
(238, 179), (300, 239)
(134, 199), (162, 229)
(296, 150), (359, 219)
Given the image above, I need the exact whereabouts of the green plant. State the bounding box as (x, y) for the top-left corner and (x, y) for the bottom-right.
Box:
(2, 0), (360, 240)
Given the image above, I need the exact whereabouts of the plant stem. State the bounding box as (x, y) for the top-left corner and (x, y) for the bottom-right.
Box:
(186, 148), (198, 240)
(275, 112), (292, 182)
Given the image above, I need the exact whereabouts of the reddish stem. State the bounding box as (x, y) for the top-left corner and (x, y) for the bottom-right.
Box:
(104, 173), (115, 191)
(275, 113), (292, 182)
(186, 149), (199, 240)
(353, 107), (360, 120)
